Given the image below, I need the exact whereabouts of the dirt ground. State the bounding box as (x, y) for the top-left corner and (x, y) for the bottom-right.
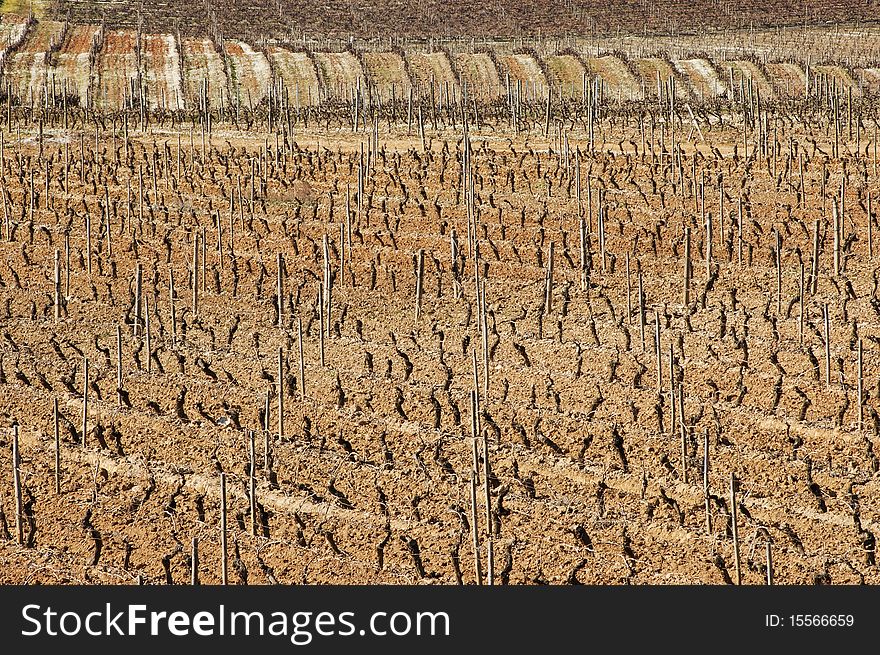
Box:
(0, 111), (878, 585)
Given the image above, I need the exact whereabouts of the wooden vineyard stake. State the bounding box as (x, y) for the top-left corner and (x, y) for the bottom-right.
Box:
(795, 149), (804, 209)
(249, 430), (257, 537)
(277, 348), (284, 440)
(263, 391), (270, 432)
(703, 429), (711, 534)
(201, 226), (207, 292)
(116, 325), (124, 407)
(54, 249), (60, 323)
(737, 199), (743, 267)
(625, 253), (632, 323)
(543, 87), (551, 137)
(229, 207), (235, 259)
(298, 317), (306, 401)
(145, 296), (152, 373)
(810, 220), (820, 295)
(775, 229), (782, 316)
(105, 194), (113, 260)
(705, 210), (713, 278)
(277, 252), (284, 328)
(638, 271), (645, 351)
(318, 286), (325, 367)
(679, 385), (687, 483)
(579, 215), (587, 292)
(54, 398), (61, 494)
(833, 199), (841, 278)
(82, 357), (89, 449)
(343, 209), (351, 284)
(544, 241), (554, 315)
(483, 418), (492, 540)
(799, 263), (805, 346)
(192, 231), (199, 317)
(264, 429), (270, 472)
(451, 229), (461, 300)
(13, 424), (23, 545)
(2, 179), (8, 242)
(824, 303), (831, 389)
(217, 213), (224, 274)
(731, 473), (741, 585)
(840, 178), (845, 259)
(486, 539), (494, 586)
(65, 233), (70, 299)
(480, 285), (489, 400)
(338, 222), (345, 287)
(858, 338), (864, 432)
(191, 537), (199, 585)
(85, 212), (92, 276)
(469, 346), (482, 427)
(669, 342), (676, 437)
(220, 472), (228, 585)
(323, 235), (332, 335)
(765, 542), (773, 586)
(654, 311), (661, 393)
(469, 469), (482, 586)
(683, 227), (691, 306)
(169, 269), (177, 347)
(718, 179), (725, 256)
(466, 383), (485, 586)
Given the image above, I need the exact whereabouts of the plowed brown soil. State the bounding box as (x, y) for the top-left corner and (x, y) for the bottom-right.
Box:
(0, 114), (878, 586)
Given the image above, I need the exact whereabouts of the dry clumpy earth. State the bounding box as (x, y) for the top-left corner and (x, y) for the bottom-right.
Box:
(0, 89), (878, 585)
